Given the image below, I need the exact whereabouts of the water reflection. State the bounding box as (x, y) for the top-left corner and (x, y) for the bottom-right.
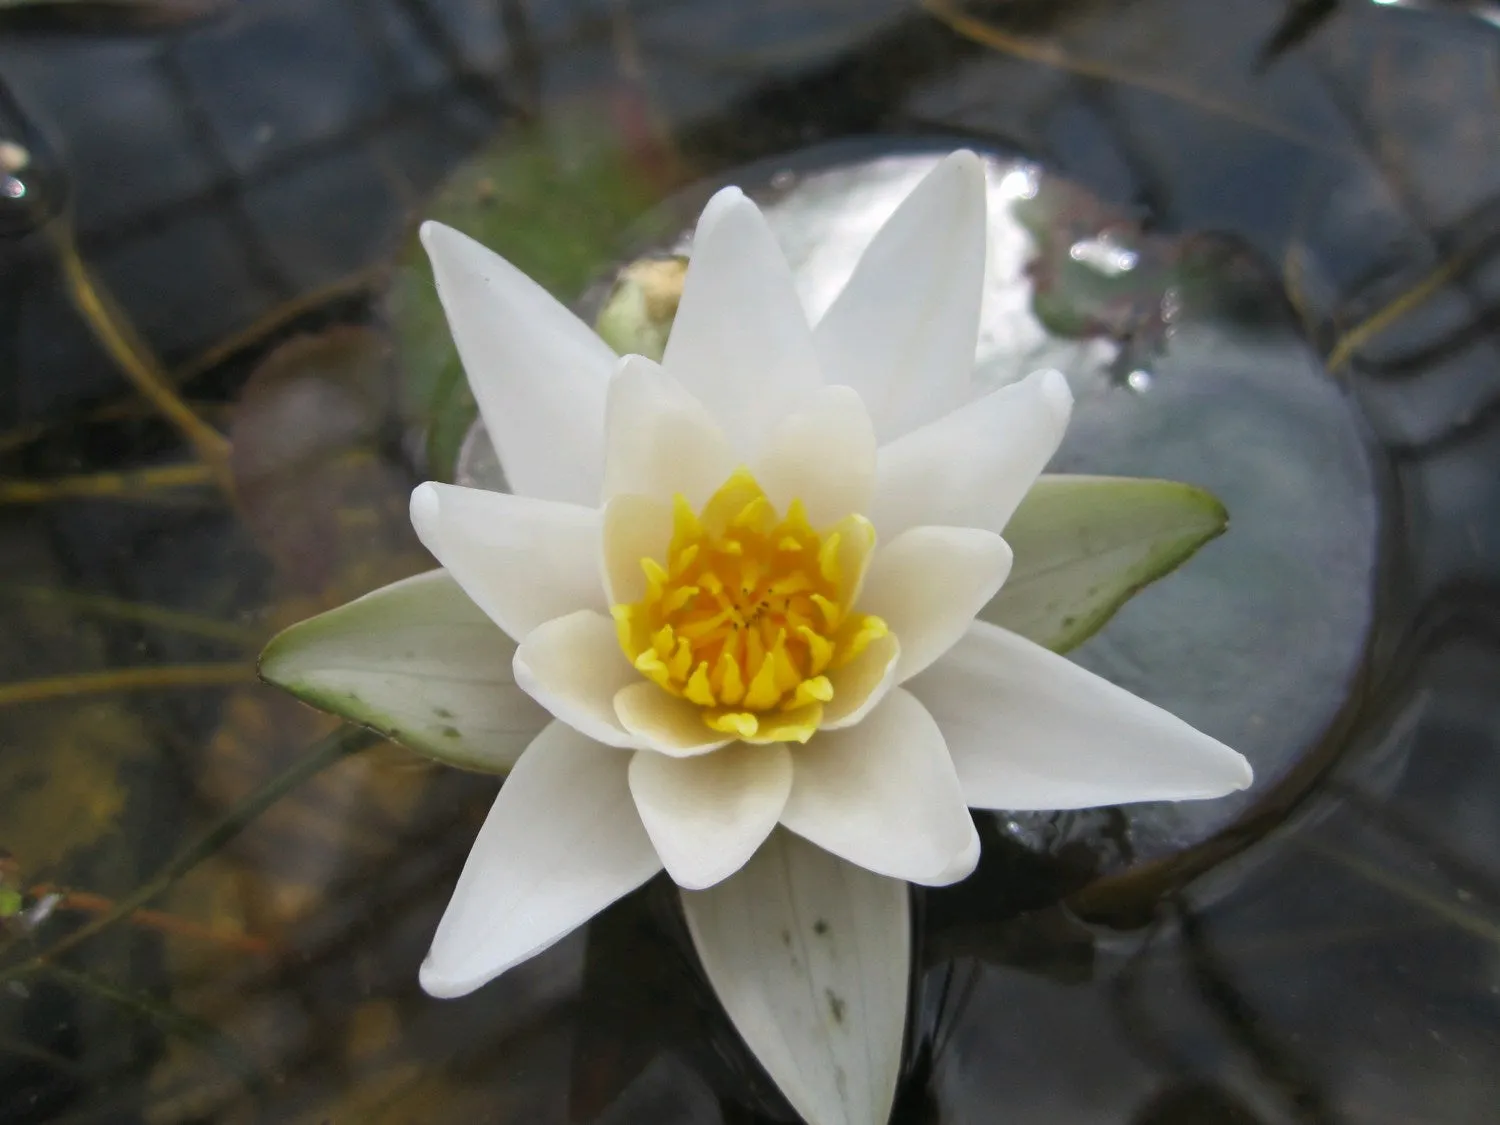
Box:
(0, 0), (1498, 1122)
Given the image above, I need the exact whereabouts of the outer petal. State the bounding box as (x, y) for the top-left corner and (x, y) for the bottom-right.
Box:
(781, 689), (978, 886)
(981, 474), (1228, 653)
(410, 482), (603, 641)
(870, 369), (1073, 539)
(628, 743), (792, 890)
(259, 569), (549, 773)
(753, 385), (877, 528)
(420, 720), (662, 998)
(602, 355), (735, 507)
(907, 620), (1254, 810)
(663, 189), (822, 453)
(681, 830), (908, 1125)
(813, 150), (988, 441)
(421, 221), (616, 504)
(513, 611), (640, 748)
(858, 526), (1013, 684)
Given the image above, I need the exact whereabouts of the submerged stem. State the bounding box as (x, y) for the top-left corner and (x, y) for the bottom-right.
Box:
(0, 725), (380, 981)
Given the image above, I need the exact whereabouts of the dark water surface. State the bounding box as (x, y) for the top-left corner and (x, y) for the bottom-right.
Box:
(1, 1), (1498, 1122)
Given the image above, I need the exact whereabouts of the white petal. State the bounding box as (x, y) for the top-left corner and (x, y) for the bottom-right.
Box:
(908, 621), (1254, 810)
(602, 355), (735, 507)
(681, 830), (908, 1125)
(859, 526), (1013, 683)
(781, 689), (977, 886)
(259, 569), (549, 772)
(981, 474), (1227, 653)
(613, 682), (733, 758)
(513, 611), (640, 748)
(870, 369), (1073, 539)
(421, 720), (661, 998)
(821, 632), (900, 731)
(629, 743), (792, 889)
(410, 482), (603, 641)
(421, 221), (616, 504)
(813, 151), (988, 441)
(663, 190), (821, 453)
(753, 385), (876, 527)
(601, 493), (674, 606)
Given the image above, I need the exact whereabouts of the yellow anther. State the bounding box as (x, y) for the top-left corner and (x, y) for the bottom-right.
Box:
(713, 650), (746, 705)
(810, 594), (841, 629)
(797, 625), (834, 675)
(817, 533), (842, 585)
(641, 557), (669, 600)
(706, 710), (758, 738)
(685, 661), (716, 706)
(662, 584), (699, 614)
(785, 676), (833, 709)
(669, 636), (694, 682)
(610, 469), (891, 742)
(670, 543), (700, 577)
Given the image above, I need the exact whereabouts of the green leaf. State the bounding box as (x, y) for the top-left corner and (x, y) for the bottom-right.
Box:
(983, 475), (1228, 653)
(258, 570), (549, 773)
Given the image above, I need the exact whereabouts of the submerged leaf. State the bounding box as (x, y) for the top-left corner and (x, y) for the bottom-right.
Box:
(984, 475), (1227, 653)
(258, 570), (548, 773)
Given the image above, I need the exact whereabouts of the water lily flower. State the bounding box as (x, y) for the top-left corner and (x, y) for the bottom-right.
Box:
(261, 151), (1252, 1125)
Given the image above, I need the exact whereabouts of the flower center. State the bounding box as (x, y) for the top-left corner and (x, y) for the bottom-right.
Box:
(611, 468), (888, 743)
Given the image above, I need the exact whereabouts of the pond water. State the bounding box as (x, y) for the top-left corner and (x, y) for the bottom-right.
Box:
(1, 1), (1498, 1122)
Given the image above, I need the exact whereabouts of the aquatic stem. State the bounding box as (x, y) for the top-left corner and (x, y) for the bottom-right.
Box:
(0, 462), (215, 503)
(3, 585), (261, 645)
(0, 663), (255, 707)
(45, 220), (235, 495)
(41, 963), (268, 1098)
(0, 724), (380, 981)
(28, 885), (273, 955)
(921, 0), (1351, 154)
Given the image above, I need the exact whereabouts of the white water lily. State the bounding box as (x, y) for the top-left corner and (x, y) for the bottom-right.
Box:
(262, 151), (1252, 1125)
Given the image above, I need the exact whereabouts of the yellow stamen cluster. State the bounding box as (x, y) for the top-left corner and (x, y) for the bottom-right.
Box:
(612, 469), (888, 743)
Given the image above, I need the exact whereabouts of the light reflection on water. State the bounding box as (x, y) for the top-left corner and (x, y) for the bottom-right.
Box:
(0, 0), (1498, 1122)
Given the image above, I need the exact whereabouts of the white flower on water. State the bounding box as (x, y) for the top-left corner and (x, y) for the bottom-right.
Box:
(262, 151), (1252, 1125)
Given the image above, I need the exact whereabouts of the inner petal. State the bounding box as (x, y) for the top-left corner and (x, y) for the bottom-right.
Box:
(610, 468), (886, 743)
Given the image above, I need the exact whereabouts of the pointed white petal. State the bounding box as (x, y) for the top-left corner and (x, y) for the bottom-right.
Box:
(781, 689), (977, 886)
(981, 475), (1227, 652)
(629, 743), (792, 890)
(821, 632), (900, 731)
(908, 621), (1254, 810)
(601, 493), (675, 606)
(681, 830), (908, 1125)
(754, 385), (876, 528)
(513, 611), (640, 748)
(410, 482), (603, 641)
(421, 221), (616, 504)
(663, 191), (821, 453)
(420, 720), (661, 998)
(813, 151), (988, 441)
(870, 369), (1073, 539)
(859, 526), (1013, 684)
(613, 682), (733, 758)
(259, 570), (549, 772)
(602, 355), (735, 507)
